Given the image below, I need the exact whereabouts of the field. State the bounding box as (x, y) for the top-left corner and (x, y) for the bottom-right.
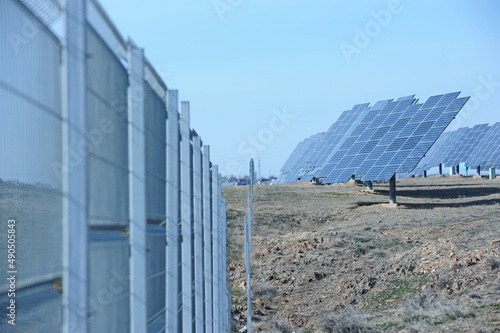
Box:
(224, 176), (500, 332)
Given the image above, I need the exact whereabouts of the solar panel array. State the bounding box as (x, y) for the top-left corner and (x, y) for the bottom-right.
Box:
(410, 130), (453, 174)
(301, 103), (376, 181)
(411, 122), (499, 175)
(276, 92), (470, 184)
(275, 101), (394, 184)
(276, 133), (323, 183)
(467, 122), (500, 168)
(443, 124), (491, 167)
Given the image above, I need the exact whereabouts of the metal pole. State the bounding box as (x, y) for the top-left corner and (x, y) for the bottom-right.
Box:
(245, 159), (255, 333)
(438, 163), (443, 176)
(127, 43), (147, 332)
(166, 89), (180, 333)
(389, 174), (396, 205)
(180, 102), (193, 332)
(62, 1), (88, 331)
(365, 181), (373, 190)
(192, 134), (204, 333)
(490, 167), (496, 180)
(202, 145), (213, 333)
(212, 166), (220, 333)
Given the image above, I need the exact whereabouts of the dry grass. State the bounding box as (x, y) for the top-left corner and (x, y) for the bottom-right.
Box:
(319, 310), (378, 333)
(224, 176), (500, 332)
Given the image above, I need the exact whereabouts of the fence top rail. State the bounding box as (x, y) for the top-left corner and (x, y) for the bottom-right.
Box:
(19, 0), (61, 26)
(87, 0), (127, 61)
(145, 57), (168, 100)
(14, 0), (62, 44)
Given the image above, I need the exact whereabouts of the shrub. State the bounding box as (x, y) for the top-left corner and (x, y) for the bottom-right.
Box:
(485, 256), (500, 270)
(319, 310), (378, 333)
(435, 275), (452, 290)
(370, 249), (387, 258)
(265, 321), (293, 333)
(251, 284), (277, 300)
(398, 291), (465, 323)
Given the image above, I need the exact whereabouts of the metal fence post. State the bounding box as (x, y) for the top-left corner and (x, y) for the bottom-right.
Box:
(203, 145), (214, 333)
(222, 198), (229, 331)
(192, 134), (205, 332)
(62, 0), (88, 331)
(212, 165), (220, 332)
(127, 42), (147, 332)
(180, 101), (193, 331)
(166, 89), (180, 333)
(245, 159), (255, 333)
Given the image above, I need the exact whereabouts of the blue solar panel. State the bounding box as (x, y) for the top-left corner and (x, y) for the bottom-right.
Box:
(315, 100), (392, 179)
(411, 123), (491, 175)
(304, 102), (377, 180)
(275, 133), (323, 183)
(411, 132), (450, 174)
(445, 124), (490, 167)
(396, 95), (416, 101)
(467, 122), (500, 168)
(276, 92), (471, 184)
(321, 92), (469, 183)
(275, 138), (309, 184)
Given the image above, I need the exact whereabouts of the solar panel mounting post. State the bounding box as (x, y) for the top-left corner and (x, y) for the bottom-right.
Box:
(490, 168), (496, 180)
(423, 170), (427, 178)
(476, 166), (481, 176)
(389, 174), (397, 205)
(365, 181), (373, 190)
(439, 164), (443, 176)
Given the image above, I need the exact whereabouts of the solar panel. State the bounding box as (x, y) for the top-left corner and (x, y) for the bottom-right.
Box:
(313, 100), (391, 179)
(439, 127), (472, 167)
(444, 124), (490, 167)
(276, 92), (470, 185)
(275, 138), (309, 184)
(411, 131), (453, 174)
(410, 124), (491, 175)
(396, 95), (416, 101)
(467, 122), (500, 168)
(275, 133), (323, 184)
(320, 92), (469, 183)
(299, 112), (353, 182)
(295, 133), (325, 180)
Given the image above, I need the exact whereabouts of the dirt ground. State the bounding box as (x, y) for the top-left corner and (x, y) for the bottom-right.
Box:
(223, 175), (500, 332)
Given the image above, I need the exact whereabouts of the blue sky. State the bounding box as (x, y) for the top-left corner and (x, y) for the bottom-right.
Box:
(98, 0), (500, 177)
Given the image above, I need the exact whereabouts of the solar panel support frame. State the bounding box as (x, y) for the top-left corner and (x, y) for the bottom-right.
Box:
(389, 174), (397, 205)
(490, 167), (496, 180)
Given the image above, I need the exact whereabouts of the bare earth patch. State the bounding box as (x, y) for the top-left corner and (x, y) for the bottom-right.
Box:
(224, 176), (500, 332)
